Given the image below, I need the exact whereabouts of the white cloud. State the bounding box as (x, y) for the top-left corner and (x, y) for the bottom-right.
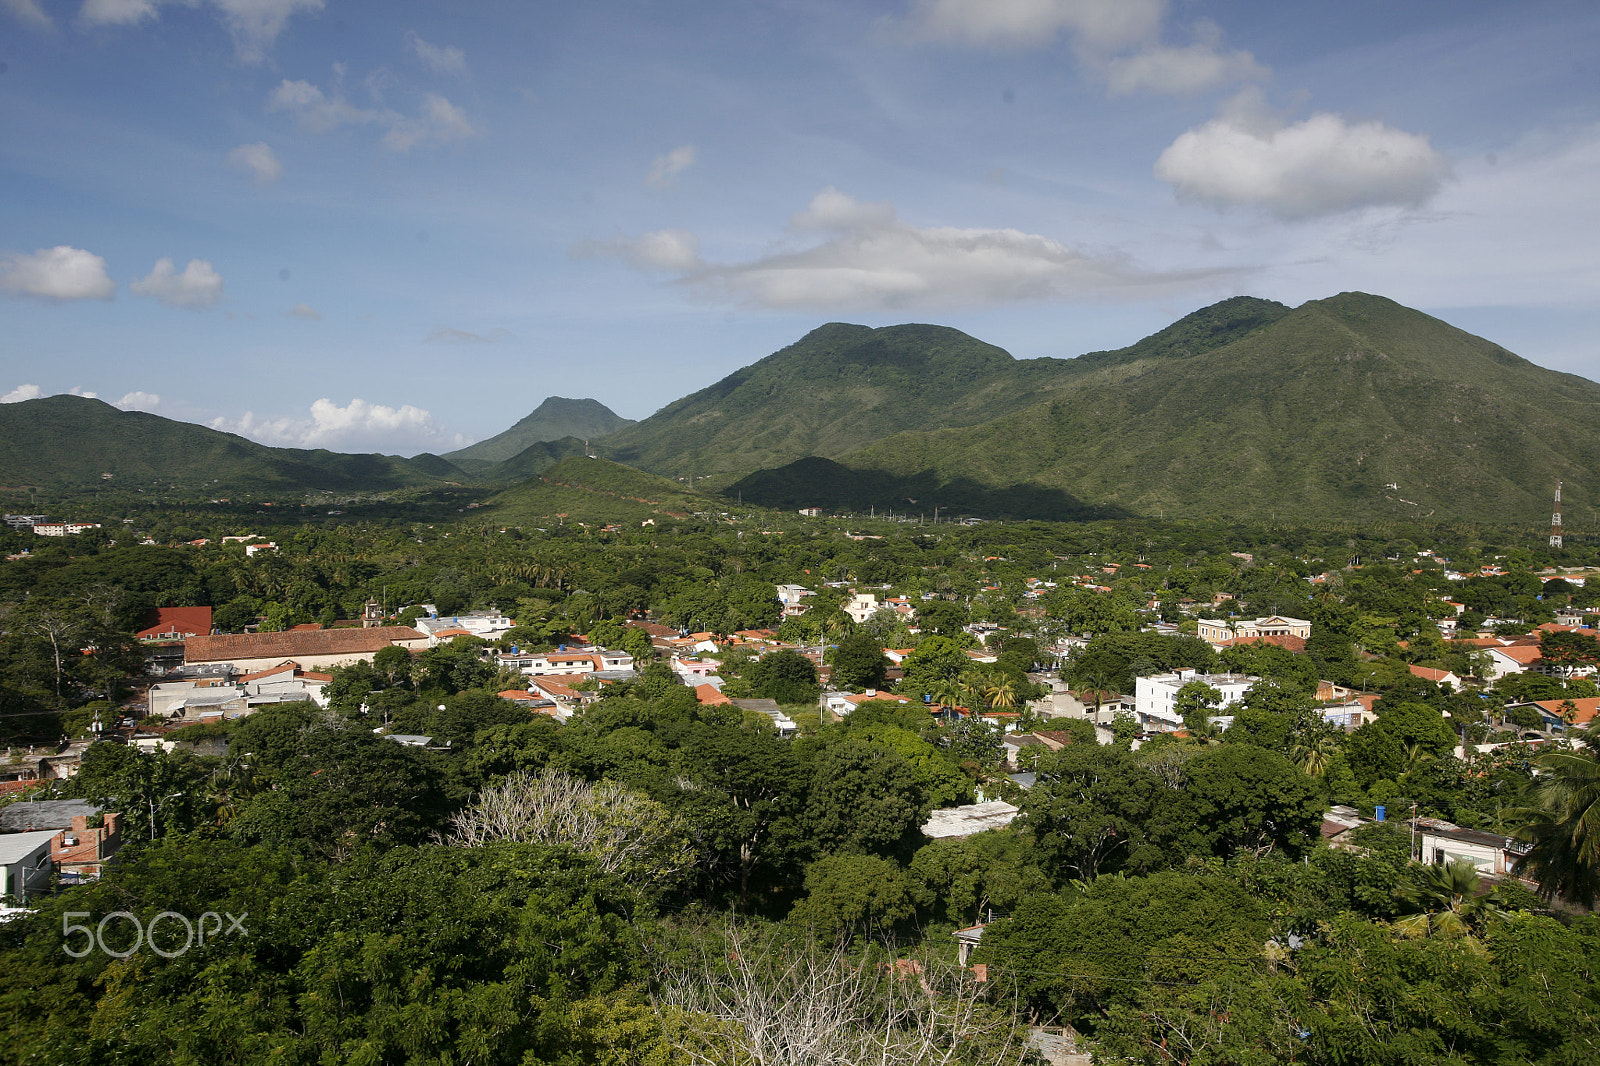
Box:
(214, 398), (469, 455)
(645, 145), (696, 188)
(115, 390), (160, 411)
(425, 326), (513, 344)
(130, 258), (225, 309)
(1105, 22), (1268, 96)
(210, 0), (323, 62)
(5, 0), (54, 28)
(381, 93), (475, 151)
(0, 245), (117, 301)
(407, 30), (466, 74)
(78, 0), (321, 60)
(227, 141), (282, 185)
(894, 1), (1263, 96)
(588, 187), (1220, 311)
(269, 78), (474, 151)
(289, 302), (321, 319)
(1, 384), (44, 403)
(68, 386), (99, 399)
(897, 0), (1163, 54)
(1156, 91), (1451, 218)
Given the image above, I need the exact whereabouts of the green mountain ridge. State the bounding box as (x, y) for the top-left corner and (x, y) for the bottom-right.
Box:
(446, 397), (635, 472)
(0, 395), (470, 494)
(740, 293), (1600, 524)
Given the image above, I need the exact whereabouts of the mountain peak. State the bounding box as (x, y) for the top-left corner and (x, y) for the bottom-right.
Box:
(446, 397), (636, 470)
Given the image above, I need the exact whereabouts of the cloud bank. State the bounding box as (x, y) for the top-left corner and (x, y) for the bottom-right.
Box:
(585, 187), (1219, 311)
(115, 390), (161, 411)
(2, 384), (44, 403)
(1, 246), (117, 301)
(214, 398), (468, 454)
(1156, 91), (1451, 218)
(130, 258), (225, 308)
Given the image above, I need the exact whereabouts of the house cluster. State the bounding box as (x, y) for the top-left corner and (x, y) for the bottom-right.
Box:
(495, 641), (639, 721)
(1, 800), (122, 911)
(4, 515), (102, 536)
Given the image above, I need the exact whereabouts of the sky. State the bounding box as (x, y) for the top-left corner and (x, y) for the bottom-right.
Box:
(2, 0), (1597, 456)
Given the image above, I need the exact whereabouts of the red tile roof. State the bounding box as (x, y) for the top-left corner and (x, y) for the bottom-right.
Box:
(185, 626), (424, 663)
(136, 606), (213, 640)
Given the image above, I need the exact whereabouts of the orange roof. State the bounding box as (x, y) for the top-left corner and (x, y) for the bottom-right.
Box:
(136, 606), (214, 640)
(1217, 634), (1307, 653)
(186, 626), (424, 663)
(695, 683), (732, 706)
(1530, 698), (1600, 726)
(1492, 645), (1544, 665)
(1408, 664), (1456, 683)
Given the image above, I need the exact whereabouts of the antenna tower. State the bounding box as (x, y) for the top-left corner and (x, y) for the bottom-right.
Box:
(1550, 480), (1563, 549)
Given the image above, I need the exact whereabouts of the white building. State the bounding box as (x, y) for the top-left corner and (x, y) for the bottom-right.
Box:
(1134, 668), (1257, 732)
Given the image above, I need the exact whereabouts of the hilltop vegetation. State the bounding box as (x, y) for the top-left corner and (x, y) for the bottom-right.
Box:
(478, 455), (720, 526)
(0, 395), (468, 494)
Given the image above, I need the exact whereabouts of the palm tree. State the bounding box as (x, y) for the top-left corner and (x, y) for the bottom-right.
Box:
(983, 679), (1017, 711)
(1393, 858), (1508, 939)
(1293, 734), (1340, 777)
(1512, 724), (1600, 907)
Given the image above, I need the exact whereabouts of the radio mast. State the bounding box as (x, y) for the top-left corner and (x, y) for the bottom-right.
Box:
(1550, 481), (1563, 549)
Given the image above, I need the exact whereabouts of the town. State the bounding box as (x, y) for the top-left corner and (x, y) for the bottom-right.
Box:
(1, 502), (1597, 1064)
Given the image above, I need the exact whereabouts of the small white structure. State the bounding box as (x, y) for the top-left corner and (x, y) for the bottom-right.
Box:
(0, 830), (57, 905)
(1134, 669), (1257, 732)
(921, 800), (1019, 840)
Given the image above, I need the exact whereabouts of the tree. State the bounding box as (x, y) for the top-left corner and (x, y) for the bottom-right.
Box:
(1019, 743), (1159, 880)
(1162, 744), (1324, 861)
(1173, 680), (1222, 736)
(788, 853), (918, 939)
(448, 768), (695, 891)
(1392, 858), (1509, 939)
(660, 924), (1024, 1066)
(1513, 723), (1600, 907)
(747, 648), (821, 704)
(805, 741), (926, 859)
(831, 630), (890, 690)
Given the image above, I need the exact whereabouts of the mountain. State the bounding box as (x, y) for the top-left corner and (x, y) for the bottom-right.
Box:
(599, 323), (1027, 478)
(446, 397), (636, 473)
(0, 395), (470, 494)
(735, 293), (1600, 524)
(601, 301), (1291, 482)
(477, 456), (717, 526)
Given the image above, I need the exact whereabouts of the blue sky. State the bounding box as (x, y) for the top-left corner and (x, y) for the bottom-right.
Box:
(3, 0), (1597, 455)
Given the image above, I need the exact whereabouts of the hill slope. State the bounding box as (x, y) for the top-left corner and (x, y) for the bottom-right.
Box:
(0, 395), (469, 493)
(446, 397), (636, 472)
(797, 293), (1600, 523)
(478, 456), (718, 526)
